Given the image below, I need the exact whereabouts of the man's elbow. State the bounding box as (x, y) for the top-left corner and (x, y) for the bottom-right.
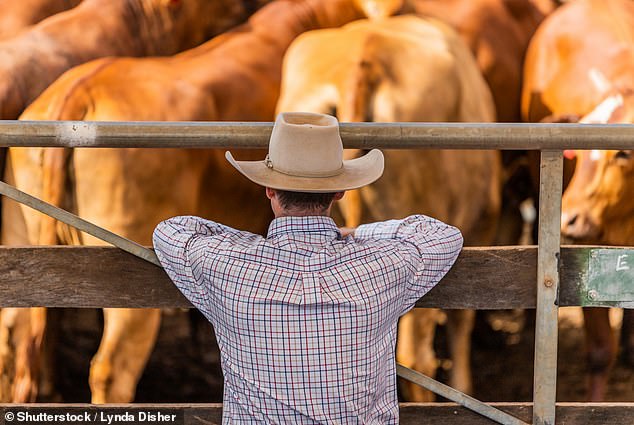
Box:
(447, 226), (464, 259)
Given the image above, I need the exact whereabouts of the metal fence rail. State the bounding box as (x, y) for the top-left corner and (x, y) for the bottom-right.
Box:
(1, 121), (633, 425)
(0, 121), (633, 149)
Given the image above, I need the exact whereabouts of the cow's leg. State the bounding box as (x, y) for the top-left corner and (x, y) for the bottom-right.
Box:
(619, 309), (634, 367)
(445, 309), (474, 395)
(583, 307), (615, 401)
(90, 308), (161, 403)
(396, 309), (439, 401)
(0, 307), (49, 403)
(0, 309), (30, 401)
(0, 151), (54, 402)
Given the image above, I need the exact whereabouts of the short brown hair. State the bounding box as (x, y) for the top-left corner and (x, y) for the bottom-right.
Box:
(275, 190), (338, 212)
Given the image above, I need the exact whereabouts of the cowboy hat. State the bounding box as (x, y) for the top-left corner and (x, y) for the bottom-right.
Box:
(225, 112), (384, 193)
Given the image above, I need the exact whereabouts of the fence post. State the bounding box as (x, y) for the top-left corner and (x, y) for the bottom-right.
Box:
(533, 150), (563, 425)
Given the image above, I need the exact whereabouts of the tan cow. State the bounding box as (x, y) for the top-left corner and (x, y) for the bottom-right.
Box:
(4, 0), (399, 404)
(0, 0), (272, 120)
(522, 0), (634, 401)
(276, 15), (500, 400)
(0, 0), (81, 40)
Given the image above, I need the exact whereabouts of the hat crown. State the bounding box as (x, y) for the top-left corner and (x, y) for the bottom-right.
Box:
(268, 112), (344, 178)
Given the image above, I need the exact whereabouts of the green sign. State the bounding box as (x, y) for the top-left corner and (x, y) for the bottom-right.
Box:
(586, 249), (634, 305)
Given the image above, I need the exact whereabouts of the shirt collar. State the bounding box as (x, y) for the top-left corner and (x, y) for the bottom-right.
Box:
(267, 216), (341, 239)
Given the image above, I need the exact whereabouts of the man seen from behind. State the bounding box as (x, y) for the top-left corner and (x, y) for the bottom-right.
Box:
(153, 112), (463, 424)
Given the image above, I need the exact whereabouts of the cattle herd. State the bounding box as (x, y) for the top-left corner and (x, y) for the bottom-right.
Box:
(0, 0), (631, 407)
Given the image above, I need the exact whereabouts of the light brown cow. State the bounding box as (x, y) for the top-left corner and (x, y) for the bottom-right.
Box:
(4, 0), (396, 404)
(522, 0), (634, 401)
(276, 15), (500, 400)
(402, 0), (558, 256)
(0, 0), (271, 119)
(0, 0), (81, 40)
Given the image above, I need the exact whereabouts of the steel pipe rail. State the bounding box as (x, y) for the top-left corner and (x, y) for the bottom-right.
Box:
(1, 121), (633, 149)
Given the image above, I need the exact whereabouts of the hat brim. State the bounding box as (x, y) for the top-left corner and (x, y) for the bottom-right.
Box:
(225, 149), (384, 193)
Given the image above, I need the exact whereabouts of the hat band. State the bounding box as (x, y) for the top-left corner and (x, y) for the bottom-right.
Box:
(265, 155), (344, 178)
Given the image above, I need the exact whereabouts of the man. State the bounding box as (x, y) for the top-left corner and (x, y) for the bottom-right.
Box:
(153, 112), (463, 424)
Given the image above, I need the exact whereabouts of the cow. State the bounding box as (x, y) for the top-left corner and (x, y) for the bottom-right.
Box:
(400, 1), (559, 290)
(0, 0), (81, 40)
(0, 0), (272, 120)
(3, 0), (399, 404)
(561, 92), (634, 400)
(522, 0), (634, 401)
(276, 14), (500, 400)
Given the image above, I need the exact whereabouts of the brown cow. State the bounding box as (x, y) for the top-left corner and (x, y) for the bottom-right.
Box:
(276, 14), (500, 400)
(561, 92), (634, 400)
(0, 0), (81, 40)
(0, 0), (271, 120)
(522, 0), (634, 401)
(4, 0), (396, 404)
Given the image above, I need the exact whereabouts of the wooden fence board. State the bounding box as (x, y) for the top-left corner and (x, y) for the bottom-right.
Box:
(0, 245), (627, 309)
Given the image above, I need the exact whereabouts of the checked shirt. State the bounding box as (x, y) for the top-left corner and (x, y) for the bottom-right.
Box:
(153, 214), (463, 424)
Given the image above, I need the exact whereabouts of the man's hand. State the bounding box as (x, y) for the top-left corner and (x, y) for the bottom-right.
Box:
(338, 227), (356, 238)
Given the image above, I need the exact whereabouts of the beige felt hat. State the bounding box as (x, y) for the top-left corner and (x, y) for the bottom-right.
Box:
(225, 112), (384, 193)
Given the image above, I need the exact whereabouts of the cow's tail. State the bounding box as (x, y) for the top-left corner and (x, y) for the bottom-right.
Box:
(32, 59), (117, 246)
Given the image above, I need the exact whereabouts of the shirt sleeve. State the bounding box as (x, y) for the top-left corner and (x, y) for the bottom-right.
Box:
(355, 215), (463, 312)
(152, 215), (239, 313)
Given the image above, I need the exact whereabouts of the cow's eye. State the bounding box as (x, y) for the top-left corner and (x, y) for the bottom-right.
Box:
(615, 150), (632, 161)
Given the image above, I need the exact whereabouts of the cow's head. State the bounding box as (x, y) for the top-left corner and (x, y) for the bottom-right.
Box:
(561, 90), (634, 245)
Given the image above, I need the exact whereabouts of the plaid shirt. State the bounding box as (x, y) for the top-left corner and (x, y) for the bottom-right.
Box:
(153, 214), (463, 424)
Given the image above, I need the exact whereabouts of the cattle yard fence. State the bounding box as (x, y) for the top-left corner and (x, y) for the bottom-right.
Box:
(0, 121), (633, 425)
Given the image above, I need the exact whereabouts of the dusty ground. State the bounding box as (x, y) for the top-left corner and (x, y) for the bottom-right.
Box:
(55, 307), (634, 403)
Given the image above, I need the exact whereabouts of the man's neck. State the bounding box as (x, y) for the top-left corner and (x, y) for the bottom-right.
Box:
(274, 209), (331, 219)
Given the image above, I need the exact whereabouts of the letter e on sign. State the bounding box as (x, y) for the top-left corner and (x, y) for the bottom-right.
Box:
(616, 254), (630, 272)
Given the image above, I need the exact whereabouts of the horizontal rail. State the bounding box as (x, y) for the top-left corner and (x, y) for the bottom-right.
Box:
(1, 403), (633, 424)
(0, 245), (623, 309)
(0, 121), (633, 149)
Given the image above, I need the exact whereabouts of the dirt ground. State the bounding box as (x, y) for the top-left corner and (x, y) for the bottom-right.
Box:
(55, 307), (634, 403)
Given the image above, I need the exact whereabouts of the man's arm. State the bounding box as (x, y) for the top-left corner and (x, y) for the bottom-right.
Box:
(152, 216), (240, 311)
(354, 215), (463, 311)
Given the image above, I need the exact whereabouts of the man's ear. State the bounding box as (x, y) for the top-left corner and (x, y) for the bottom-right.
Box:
(334, 191), (345, 201)
(265, 187), (276, 200)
